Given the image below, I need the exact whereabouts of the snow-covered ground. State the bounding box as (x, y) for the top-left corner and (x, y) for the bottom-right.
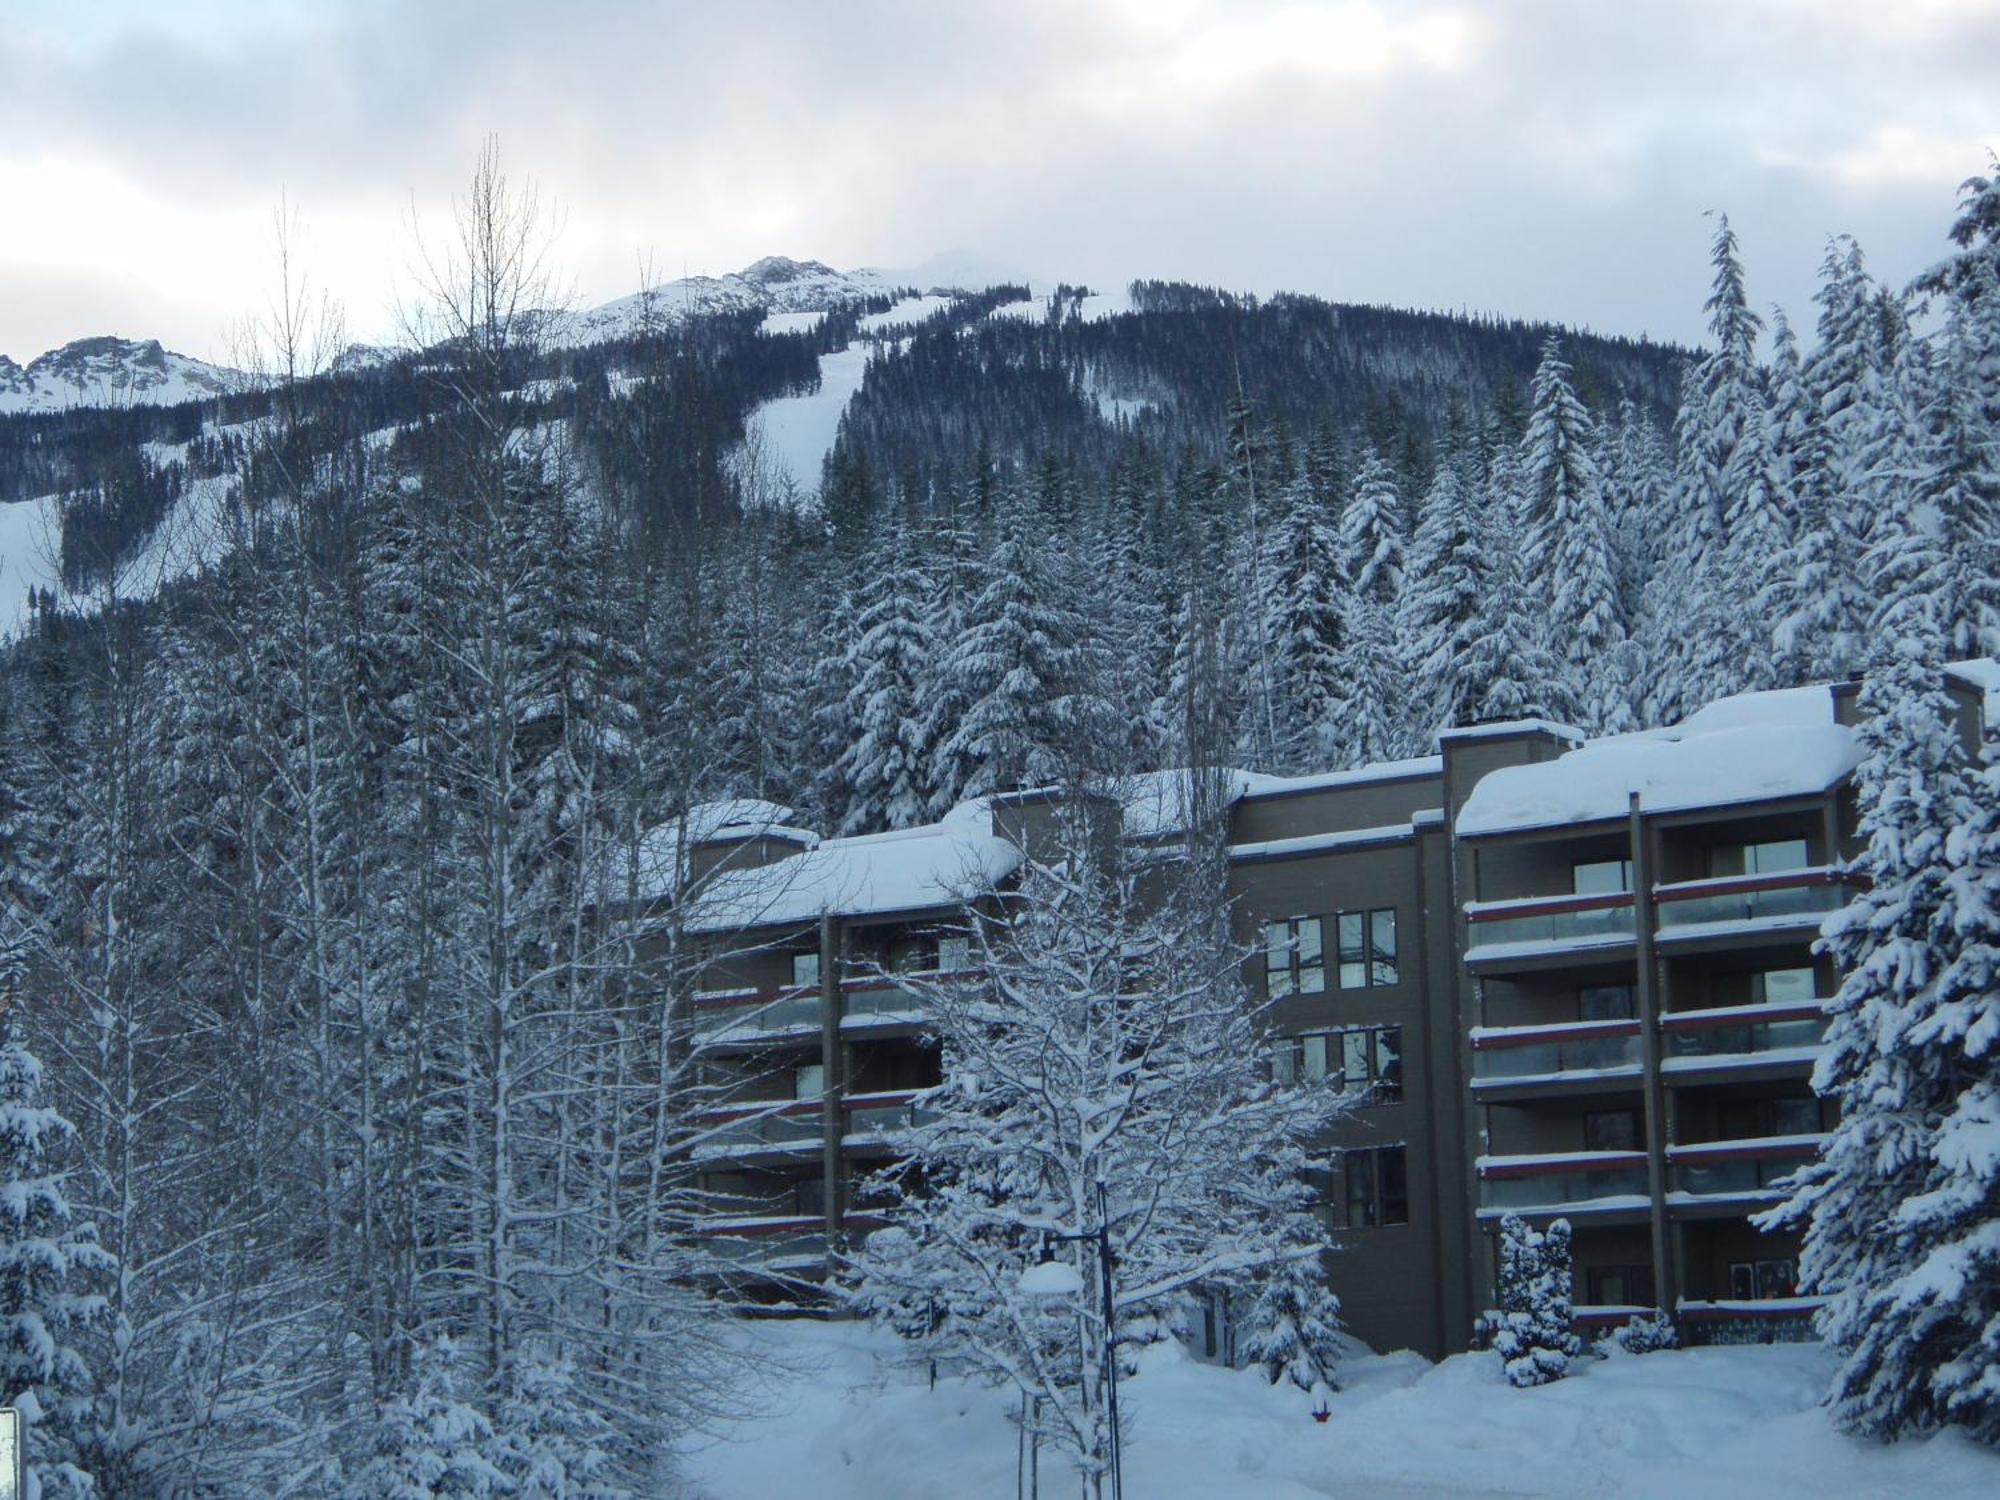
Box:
(681, 1319), (1998, 1500)
(741, 344), (873, 498)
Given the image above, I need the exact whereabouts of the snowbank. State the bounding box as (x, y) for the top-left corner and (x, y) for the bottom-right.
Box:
(680, 1319), (1998, 1499)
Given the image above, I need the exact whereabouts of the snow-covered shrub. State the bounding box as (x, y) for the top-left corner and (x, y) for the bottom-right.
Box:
(1487, 1214), (1580, 1388)
(498, 1351), (630, 1498)
(1612, 1309), (1679, 1355)
(1239, 1252), (1344, 1395)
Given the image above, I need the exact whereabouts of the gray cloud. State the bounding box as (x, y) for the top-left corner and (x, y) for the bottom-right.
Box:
(4, 0), (1995, 363)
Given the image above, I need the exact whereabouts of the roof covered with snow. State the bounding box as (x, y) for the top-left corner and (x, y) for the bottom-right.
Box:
(681, 801), (1021, 933)
(614, 800), (818, 901)
(1944, 657), (2000, 722)
(1455, 684), (1859, 838)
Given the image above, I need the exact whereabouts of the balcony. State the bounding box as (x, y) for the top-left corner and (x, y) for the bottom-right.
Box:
(688, 1100), (825, 1159)
(843, 1090), (941, 1144)
(1463, 892), (1636, 970)
(1660, 1002), (1829, 1078)
(693, 1215), (829, 1270)
(1471, 1019), (1644, 1093)
(688, 985), (822, 1048)
(1475, 1149), (1651, 1217)
(1653, 868), (1850, 945)
(1667, 1134), (1826, 1206)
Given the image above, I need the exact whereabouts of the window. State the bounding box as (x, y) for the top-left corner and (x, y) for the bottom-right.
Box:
(1337, 1145), (1409, 1228)
(1584, 1109), (1641, 1152)
(1336, 908), (1398, 989)
(794, 1063), (825, 1101)
(1580, 984), (1636, 1021)
(1750, 967), (1816, 1005)
(790, 951), (821, 989)
(1770, 1097), (1821, 1136)
(1728, 1258), (1797, 1299)
(937, 935), (972, 973)
(1586, 1264), (1656, 1308)
(1271, 1026), (1402, 1101)
(1711, 839), (1809, 878)
(1264, 917), (1326, 998)
(1722, 1096), (1821, 1139)
(1572, 859), (1632, 896)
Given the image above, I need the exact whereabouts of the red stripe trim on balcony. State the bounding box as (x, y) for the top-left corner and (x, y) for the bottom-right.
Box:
(1665, 1136), (1826, 1165)
(1477, 1150), (1648, 1180)
(844, 1090), (923, 1111)
(1465, 891), (1636, 923)
(1652, 867), (1857, 903)
(1677, 1298), (1825, 1321)
(839, 969), (986, 992)
(1658, 1002), (1827, 1032)
(1471, 1019), (1642, 1050)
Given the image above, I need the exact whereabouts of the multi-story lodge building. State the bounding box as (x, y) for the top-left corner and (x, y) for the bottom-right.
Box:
(664, 662), (1997, 1361)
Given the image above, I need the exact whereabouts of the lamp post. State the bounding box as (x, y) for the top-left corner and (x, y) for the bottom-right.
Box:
(1018, 1181), (1122, 1500)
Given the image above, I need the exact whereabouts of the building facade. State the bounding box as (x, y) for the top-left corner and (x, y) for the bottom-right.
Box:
(667, 663), (1996, 1361)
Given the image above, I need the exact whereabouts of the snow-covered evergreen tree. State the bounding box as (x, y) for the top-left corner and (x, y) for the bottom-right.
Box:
(1401, 454), (1491, 736)
(0, 1005), (110, 1500)
(1488, 1214), (1579, 1389)
(1520, 337), (1626, 729)
(1239, 1250), (1344, 1397)
(1757, 634), (1989, 1440)
(1261, 474), (1349, 770)
(1460, 463), (1557, 724)
(498, 1352), (628, 1499)
(1339, 447), (1405, 611)
(831, 523), (938, 832)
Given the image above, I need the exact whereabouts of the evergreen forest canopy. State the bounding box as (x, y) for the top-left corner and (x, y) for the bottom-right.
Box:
(0, 143), (1992, 1492)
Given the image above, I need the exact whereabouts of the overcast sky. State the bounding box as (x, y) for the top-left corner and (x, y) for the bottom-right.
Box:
(4, 0), (1996, 365)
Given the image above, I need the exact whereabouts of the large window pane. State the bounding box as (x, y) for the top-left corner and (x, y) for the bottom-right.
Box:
(1580, 984), (1635, 1021)
(791, 951), (821, 988)
(1379, 1146), (1409, 1225)
(1302, 1034), (1330, 1082)
(1573, 859), (1631, 895)
(1271, 1041), (1298, 1086)
(1370, 908), (1398, 985)
(1749, 839), (1809, 874)
(1753, 967), (1816, 1005)
(1342, 1031), (1371, 1086)
(1298, 963), (1326, 995)
(1337, 912), (1366, 990)
(1345, 1151), (1378, 1228)
(1375, 1028), (1403, 1098)
(937, 935), (971, 973)
(1264, 922), (1291, 972)
(1296, 918), (1323, 964)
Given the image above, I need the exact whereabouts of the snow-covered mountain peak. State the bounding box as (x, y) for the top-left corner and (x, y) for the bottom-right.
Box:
(0, 335), (241, 415)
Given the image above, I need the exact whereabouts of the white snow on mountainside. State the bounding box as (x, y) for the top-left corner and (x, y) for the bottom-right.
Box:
(551, 255), (900, 349)
(0, 336), (243, 415)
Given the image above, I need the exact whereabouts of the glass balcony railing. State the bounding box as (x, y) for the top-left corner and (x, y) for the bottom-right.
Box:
(1662, 1012), (1828, 1061)
(701, 1227), (829, 1267)
(1671, 1156), (1802, 1195)
(688, 987), (822, 1045)
(1479, 1158), (1650, 1210)
(845, 1099), (942, 1138)
(840, 980), (931, 1025)
(1472, 1024), (1644, 1081)
(690, 1107), (823, 1154)
(1654, 873), (1845, 932)
(1467, 899), (1636, 951)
